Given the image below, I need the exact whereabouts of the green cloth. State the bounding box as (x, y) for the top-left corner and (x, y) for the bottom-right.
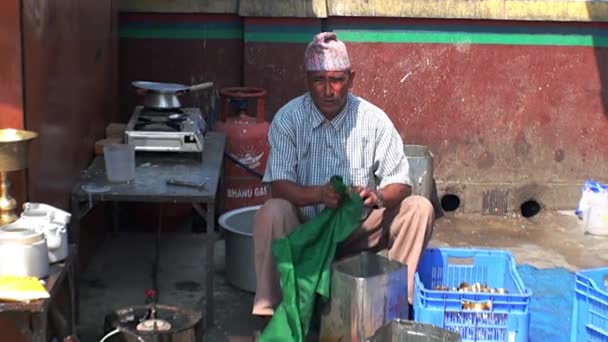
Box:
(260, 176), (364, 342)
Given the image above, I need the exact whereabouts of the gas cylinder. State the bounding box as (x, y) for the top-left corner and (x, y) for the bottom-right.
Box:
(214, 87), (270, 211)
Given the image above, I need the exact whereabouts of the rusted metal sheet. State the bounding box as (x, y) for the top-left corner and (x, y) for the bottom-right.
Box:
(0, 0), (24, 129)
(117, 0), (238, 14)
(22, 0), (117, 211)
(239, 0), (327, 17)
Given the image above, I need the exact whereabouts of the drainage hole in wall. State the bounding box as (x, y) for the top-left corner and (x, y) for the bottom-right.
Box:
(441, 194), (461, 212)
(520, 199), (541, 218)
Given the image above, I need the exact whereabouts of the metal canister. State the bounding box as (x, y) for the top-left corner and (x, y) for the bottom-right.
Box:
(320, 252), (408, 341)
(403, 145), (434, 200)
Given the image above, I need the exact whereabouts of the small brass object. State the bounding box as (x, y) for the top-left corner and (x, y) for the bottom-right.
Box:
(496, 288), (508, 294)
(473, 302), (486, 311)
(0, 129), (38, 225)
(461, 300), (474, 310)
(462, 300), (492, 311)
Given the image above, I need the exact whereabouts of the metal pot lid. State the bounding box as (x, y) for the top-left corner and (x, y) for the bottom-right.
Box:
(132, 81), (189, 94)
(0, 224), (45, 244)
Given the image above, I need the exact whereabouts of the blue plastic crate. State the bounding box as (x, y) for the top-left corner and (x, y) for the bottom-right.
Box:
(414, 248), (532, 342)
(571, 267), (608, 342)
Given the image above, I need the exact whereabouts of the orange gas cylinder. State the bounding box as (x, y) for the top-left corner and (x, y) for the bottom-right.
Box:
(214, 87), (270, 211)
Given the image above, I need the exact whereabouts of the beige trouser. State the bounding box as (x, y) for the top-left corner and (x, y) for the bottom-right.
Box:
(251, 195), (435, 316)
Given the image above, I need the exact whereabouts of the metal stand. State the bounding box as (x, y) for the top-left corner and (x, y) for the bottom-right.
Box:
(0, 171), (17, 225)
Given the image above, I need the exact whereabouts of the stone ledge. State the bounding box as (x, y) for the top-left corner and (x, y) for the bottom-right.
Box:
(436, 181), (583, 214)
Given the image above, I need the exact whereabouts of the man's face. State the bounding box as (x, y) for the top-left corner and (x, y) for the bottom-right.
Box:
(306, 70), (355, 119)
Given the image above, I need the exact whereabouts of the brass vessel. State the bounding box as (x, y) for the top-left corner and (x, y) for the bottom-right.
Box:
(0, 129), (38, 225)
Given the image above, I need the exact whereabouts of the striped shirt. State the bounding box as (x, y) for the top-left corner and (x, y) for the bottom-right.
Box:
(263, 92), (411, 220)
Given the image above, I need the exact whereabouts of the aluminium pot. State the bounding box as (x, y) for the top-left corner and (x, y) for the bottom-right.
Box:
(218, 205), (260, 293)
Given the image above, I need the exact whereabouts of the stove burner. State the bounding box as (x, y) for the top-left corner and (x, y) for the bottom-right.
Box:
(134, 116), (184, 132)
(140, 107), (184, 116)
(136, 319), (172, 332)
(125, 106), (205, 152)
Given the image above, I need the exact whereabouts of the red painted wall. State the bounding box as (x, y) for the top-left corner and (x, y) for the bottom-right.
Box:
(120, 15), (608, 211)
(347, 42), (608, 184)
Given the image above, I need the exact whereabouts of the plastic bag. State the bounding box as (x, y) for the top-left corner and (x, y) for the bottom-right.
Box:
(260, 176), (364, 342)
(576, 179), (608, 220)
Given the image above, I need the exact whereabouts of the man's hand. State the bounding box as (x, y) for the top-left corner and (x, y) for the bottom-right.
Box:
(354, 186), (379, 208)
(320, 181), (342, 208)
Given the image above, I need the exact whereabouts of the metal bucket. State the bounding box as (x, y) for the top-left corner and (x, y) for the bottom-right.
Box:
(366, 319), (461, 342)
(320, 252), (408, 341)
(103, 304), (203, 342)
(403, 145), (434, 200)
(218, 205), (259, 292)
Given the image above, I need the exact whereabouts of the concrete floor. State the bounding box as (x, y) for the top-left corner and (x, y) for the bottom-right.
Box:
(76, 210), (608, 341)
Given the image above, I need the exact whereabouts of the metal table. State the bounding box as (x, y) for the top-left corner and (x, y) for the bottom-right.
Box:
(70, 132), (226, 329)
(0, 246), (76, 342)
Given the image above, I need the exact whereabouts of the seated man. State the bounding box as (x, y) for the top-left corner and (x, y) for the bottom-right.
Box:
(252, 32), (434, 322)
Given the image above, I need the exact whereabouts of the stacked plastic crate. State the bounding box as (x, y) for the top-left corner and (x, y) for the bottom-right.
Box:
(570, 267), (608, 341)
(414, 248), (532, 342)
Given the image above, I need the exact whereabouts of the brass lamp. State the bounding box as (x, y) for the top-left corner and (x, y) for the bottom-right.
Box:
(0, 128), (38, 225)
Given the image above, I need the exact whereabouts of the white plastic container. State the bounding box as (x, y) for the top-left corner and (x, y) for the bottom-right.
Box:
(585, 199), (608, 236)
(103, 144), (135, 183)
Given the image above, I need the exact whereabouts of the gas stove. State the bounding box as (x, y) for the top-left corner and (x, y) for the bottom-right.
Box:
(125, 106), (205, 153)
